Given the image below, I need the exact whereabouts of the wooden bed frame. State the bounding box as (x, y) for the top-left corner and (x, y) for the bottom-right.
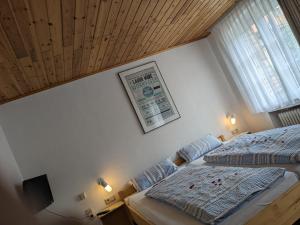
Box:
(119, 157), (300, 225)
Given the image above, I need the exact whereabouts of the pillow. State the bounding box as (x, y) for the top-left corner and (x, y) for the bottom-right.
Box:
(178, 135), (222, 162)
(130, 159), (177, 191)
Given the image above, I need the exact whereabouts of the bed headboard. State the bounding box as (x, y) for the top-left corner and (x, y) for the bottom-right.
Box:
(118, 155), (186, 200)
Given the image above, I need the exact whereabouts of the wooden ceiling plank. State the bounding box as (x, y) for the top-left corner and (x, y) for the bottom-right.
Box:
(0, 97), (6, 104)
(32, 61), (48, 88)
(193, 3), (233, 37)
(99, 0), (133, 70)
(28, 0), (57, 85)
(19, 57), (41, 90)
(9, 1), (47, 91)
(8, 0), (43, 90)
(62, 0), (75, 47)
(93, 0), (123, 71)
(72, 48), (83, 77)
(0, 21), (18, 59)
(104, 0), (142, 68)
(86, 0), (111, 73)
(0, 85), (7, 101)
(166, 0), (221, 47)
(0, 0), (28, 58)
(125, 0), (169, 61)
(113, 0), (152, 65)
(9, 0), (37, 61)
(163, 0), (191, 26)
(42, 50), (57, 84)
(141, 0), (193, 56)
(28, 0), (52, 52)
(151, 0), (210, 53)
(86, 1), (109, 73)
(0, 60), (8, 100)
(0, 63), (20, 98)
(79, 0), (101, 74)
(180, 1), (234, 43)
(61, 0), (75, 80)
(0, 22), (31, 94)
(118, 0), (159, 65)
(47, 0), (63, 56)
(52, 54), (65, 82)
(24, 0), (50, 87)
(95, 0), (137, 71)
(73, 0), (88, 77)
(134, 0), (182, 58)
(0, 20), (36, 94)
(168, 0), (195, 25)
(177, 5), (223, 43)
(53, 54), (64, 82)
(74, 0), (88, 50)
(46, 0), (65, 83)
(7, 62), (30, 94)
(176, 0), (235, 43)
(133, 0), (180, 58)
(0, 52), (26, 95)
(150, 0), (206, 53)
(63, 45), (73, 80)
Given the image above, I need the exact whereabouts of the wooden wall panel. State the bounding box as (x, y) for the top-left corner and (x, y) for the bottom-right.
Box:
(0, 0), (235, 104)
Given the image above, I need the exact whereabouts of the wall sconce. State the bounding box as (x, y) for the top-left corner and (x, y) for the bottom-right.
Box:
(227, 114), (236, 125)
(229, 114), (236, 125)
(97, 178), (112, 192)
(227, 113), (239, 135)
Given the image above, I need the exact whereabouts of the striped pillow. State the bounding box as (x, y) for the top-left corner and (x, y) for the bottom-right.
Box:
(178, 135), (222, 162)
(130, 159), (177, 191)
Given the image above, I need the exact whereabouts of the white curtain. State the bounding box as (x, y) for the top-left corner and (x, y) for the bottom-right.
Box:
(212, 0), (300, 113)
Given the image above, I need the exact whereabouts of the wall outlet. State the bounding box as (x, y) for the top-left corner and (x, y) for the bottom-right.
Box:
(104, 195), (116, 205)
(78, 192), (87, 201)
(85, 208), (94, 219)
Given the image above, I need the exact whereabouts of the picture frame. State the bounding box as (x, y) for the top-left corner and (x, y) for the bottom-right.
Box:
(119, 61), (180, 133)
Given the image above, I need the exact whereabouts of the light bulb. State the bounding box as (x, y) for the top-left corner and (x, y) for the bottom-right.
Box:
(230, 116), (236, 125)
(104, 184), (112, 192)
(97, 178), (112, 192)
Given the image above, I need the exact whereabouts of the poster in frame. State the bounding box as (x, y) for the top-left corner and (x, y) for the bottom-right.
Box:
(119, 61), (180, 133)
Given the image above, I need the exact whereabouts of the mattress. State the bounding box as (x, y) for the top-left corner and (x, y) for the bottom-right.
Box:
(125, 160), (298, 225)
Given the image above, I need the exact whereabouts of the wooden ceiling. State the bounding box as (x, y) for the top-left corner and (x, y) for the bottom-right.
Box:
(0, 0), (235, 104)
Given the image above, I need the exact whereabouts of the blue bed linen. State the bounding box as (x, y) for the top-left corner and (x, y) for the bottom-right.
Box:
(178, 135), (222, 162)
(130, 159), (177, 191)
(146, 165), (285, 225)
(204, 125), (300, 165)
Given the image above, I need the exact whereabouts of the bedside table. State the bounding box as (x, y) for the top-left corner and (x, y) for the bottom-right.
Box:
(98, 201), (133, 225)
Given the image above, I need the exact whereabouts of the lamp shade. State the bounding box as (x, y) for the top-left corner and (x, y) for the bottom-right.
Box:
(230, 115), (236, 125)
(97, 178), (112, 192)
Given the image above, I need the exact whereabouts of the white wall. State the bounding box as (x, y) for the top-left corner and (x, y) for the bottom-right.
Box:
(0, 124), (22, 197)
(0, 39), (249, 222)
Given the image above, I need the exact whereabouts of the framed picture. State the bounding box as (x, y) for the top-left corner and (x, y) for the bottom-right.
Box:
(119, 61), (180, 133)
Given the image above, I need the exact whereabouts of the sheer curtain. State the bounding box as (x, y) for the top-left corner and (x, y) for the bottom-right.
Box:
(212, 0), (300, 113)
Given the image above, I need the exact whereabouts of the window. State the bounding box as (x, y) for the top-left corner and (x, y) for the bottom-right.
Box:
(212, 0), (300, 113)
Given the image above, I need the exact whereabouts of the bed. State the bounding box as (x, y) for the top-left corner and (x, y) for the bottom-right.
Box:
(202, 156), (300, 177)
(204, 125), (300, 166)
(120, 157), (300, 225)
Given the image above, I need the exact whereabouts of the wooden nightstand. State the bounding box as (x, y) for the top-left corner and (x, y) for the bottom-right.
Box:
(98, 201), (133, 225)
